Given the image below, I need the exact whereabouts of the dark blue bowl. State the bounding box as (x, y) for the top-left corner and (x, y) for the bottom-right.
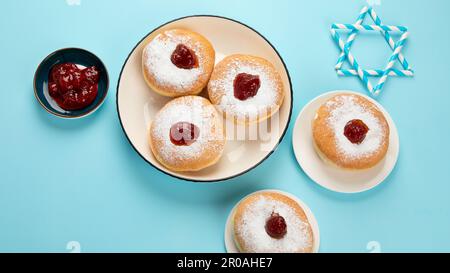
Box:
(34, 48), (109, 118)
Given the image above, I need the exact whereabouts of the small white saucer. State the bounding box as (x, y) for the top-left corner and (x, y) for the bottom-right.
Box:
(292, 90), (400, 194)
(224, 189), (320, 253)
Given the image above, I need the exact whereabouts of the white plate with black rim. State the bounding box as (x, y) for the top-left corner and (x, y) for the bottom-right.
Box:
(117, 16), (293, 182)
(292, 90), (400, 193)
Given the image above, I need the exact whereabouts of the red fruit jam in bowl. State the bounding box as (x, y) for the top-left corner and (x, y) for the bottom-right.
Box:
(48, 62), (100, 111)
(34, 48), (109, 118)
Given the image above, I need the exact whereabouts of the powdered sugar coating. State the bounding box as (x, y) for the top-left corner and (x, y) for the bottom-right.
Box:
(149, 96), (225, 171)
(326, 95), (385, 159)
(208, 55), (284, 123)
(143, 30), (205, 93)
(235, 195), (313, 253)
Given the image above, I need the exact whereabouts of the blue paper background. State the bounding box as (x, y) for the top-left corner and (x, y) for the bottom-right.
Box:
(1, 0), (449, 252)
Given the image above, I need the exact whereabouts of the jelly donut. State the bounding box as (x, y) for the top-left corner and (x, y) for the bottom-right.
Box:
(208, 54), (284, 125)
(233, 191), (314, 253)
(142, 29), (215, 97)
(312, 93), (390, 170)
(149, 96), (225, 172)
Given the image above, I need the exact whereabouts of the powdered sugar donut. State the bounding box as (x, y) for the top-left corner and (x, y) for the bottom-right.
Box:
(232, 191), (314, 253)
(312, 93), (390, 170)
(207, 54), (284, 125)
(149, 96), (225, 172)
(142, 29), (215, 97)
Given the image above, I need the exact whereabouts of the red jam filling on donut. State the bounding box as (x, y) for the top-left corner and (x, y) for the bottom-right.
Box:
(344, 119), (369, 144)
(265, 212), (287, 239)
(233, 73), (261, 101)
(48, 63), (99, 111)
(170, 44), (198, 69)
(169, 122), (200, 146)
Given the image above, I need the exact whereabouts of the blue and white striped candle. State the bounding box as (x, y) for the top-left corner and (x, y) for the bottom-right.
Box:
(337, 69), (414, 77)
(331, 23), (408, 32)
(335, 6), (369, 70)
(331, 28), (374, 93)
(373, 31), (409, 95)
(368, 7), (411, 72)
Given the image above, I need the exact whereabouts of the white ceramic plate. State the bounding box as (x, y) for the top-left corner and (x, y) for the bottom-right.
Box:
(292, 90), (400, 193)
(224, 189), (320, 253)
(117, 16), (293, 182)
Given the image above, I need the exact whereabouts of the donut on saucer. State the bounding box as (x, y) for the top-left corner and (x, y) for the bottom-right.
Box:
(312, 93), (390, 170)
(208, 54), (284, 125)
(232, 191), (314, 253)
(142, 29), (215, 97)
(149, 96), (225, 172)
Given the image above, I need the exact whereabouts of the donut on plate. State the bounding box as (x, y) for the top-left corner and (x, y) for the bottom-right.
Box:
(312, 93), (390, 170)
(149, 96), (225, 172)
(208, 54), (284, 125)
(233, 191), (314, 253)
(142, 29), (215, 97)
